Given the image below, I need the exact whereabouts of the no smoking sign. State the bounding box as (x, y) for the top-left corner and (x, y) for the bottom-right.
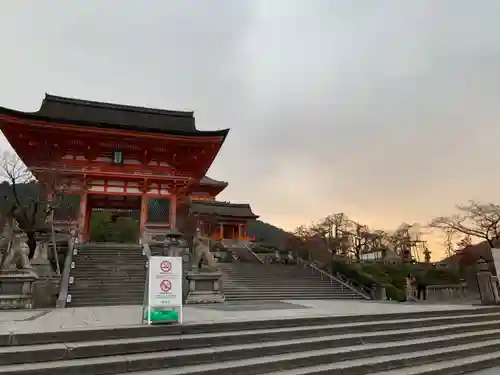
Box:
(160, 279), (172, 293)
(160, 260), (172, 273)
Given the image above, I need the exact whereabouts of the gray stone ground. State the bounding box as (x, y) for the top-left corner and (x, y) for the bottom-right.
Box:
(0, 299), (488, 334)
(471, 368), (500, 374)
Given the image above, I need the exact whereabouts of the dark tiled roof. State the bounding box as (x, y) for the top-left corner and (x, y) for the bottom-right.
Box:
(199, 176), (228, 187)
(190, 192), (213, 197)
(0, 94), (230, 137)
(190, 200), (258, 219)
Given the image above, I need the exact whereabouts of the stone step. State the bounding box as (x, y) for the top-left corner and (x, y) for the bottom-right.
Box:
(224, 295), (362, 301)
(67, 301), (144, 308)
(77, 244), (143, 249)
(222, 279), (341, 284)
(224, 285), (349, 291)
(73, 252), (144, 256)
(69, 281), (144, 296)
(67, 293), (144, 299)
(72, 258), (145, 262)
(222, 271), (336, 276)
(222, 275), (332, 279)
(73, 258), (146, 262)
(4, 309), (499, 346)
(72, 265), (146, 269)
(73, 257), (145, 261)
(68, 297), (145, 303)
(223, 292), (358, 297)
(66, 299), (144, 306)
(225, 285), (346, 290)
(2, 318), (499, 366)
(367, 352), (500, 375)
(69, 278), (145, 284)
(223, 283), (346, 291)
(3, 317), (500, 374)
(70, 268), (146, 273)
(70, 275), (145, 280)
(224, 296), (362, 302)
(225, 279), (341, 284)
(218, 340), (500, 375)
(224, 288), (354, 295)
(68, 290), (145, 297)
(70, 270), (146, 275)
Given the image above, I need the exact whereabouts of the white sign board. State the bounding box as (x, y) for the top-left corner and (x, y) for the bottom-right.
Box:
(145, 256), (183, 325)
(491, 249), (500, 279)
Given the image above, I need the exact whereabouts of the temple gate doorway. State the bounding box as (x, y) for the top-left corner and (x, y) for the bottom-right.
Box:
(87, 194), (141, 243)
(89, 210), (140, 243)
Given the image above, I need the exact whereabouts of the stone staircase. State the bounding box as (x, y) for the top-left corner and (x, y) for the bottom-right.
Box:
(220, 262), (367, 301)
(66, 243), (147, 307)
(3, 307), (500, 374)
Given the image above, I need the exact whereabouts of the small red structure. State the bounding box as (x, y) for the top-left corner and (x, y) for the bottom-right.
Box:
(0, 94), (257, 243)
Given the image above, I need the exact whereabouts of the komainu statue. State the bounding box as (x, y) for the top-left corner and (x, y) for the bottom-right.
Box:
(191, 229), (218, 271)
(2, 234), (32, 270)
(0, 214), (14, 261)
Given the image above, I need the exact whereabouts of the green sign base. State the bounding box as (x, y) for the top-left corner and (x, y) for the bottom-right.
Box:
(144, 309), (179, 324)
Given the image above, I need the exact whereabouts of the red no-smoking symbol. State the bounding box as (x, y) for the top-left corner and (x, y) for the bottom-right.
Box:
(160, 280), (172, 292)
(160, 260), (172, 273)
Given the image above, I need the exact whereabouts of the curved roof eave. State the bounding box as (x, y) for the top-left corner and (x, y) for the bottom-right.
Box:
(0, 106), (230, 139)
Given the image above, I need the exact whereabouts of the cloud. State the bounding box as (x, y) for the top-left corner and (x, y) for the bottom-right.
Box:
(2, 1), (500, 258)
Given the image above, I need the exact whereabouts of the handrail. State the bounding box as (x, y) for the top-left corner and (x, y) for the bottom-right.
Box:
(244, 243), (265, 264)
(220, 239), (264, 264)
(49, 213), (60, 276)
(296, 257), (372, 300)
(56, 229), (77, 308)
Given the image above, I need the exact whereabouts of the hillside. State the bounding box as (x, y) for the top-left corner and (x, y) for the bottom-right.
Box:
(442, 240), (495, 270)
(246, 220), (291, 249)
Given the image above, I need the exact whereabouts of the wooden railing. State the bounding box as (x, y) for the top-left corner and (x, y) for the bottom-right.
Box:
(296, 257), (371, 299)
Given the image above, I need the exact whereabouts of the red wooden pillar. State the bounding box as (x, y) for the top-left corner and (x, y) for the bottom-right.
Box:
(139, 194), (149, 242)
(170, 195), (177, 228)
(78, 190), (88, 243)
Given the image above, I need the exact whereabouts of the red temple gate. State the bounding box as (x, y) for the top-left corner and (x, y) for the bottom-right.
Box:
(0, 94), (230, 243)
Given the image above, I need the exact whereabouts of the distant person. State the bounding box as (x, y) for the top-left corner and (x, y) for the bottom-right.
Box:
(416, 273), (428, 301)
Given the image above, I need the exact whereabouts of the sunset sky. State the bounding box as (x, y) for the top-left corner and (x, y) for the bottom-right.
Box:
(1, 1), (500, 259)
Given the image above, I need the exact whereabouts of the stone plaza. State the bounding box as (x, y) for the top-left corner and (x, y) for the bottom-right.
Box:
(2, 95), (500, 374)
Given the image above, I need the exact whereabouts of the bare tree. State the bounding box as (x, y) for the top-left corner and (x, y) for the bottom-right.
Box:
(310, 213), (350, 256)
(456, 234), (473, 250)
(1, 150), (34, 211)
(387, 223), (414, 262)
(430, 200), (500, 248)
(350, 221), (371, 262)
(0, 151), (34, 260)
(442, 228), (457, 258)
(0, 150), (61, 262)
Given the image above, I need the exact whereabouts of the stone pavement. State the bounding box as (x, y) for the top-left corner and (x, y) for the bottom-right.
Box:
(471, 368), (500, 374)
(0, 299), (488, 334)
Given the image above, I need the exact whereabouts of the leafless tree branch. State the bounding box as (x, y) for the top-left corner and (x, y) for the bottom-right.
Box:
(430, 200), (500, 248)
